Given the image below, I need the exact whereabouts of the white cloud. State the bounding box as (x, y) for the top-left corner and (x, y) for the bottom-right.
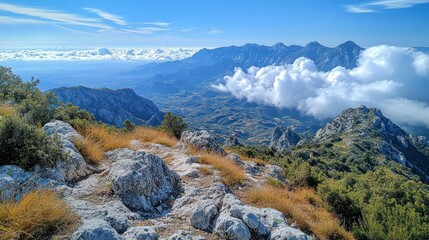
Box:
(142, 22), (171, 27)
(83, 7), (126, 25)
(346, 0), (429, 13)
(0, 48), (199, 62)
(209, 27), (222, 34)
(0, 3), (111, 29)
(123, 27), (170, 35)
(214, 46), (429, 128)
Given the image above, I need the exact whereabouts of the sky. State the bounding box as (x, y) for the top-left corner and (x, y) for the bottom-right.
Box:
(0, 0), (428, 49)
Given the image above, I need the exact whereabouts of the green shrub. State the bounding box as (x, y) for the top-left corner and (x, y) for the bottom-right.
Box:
(53, 102), (95, 123)
(0, 116), (66, 170)
(123, 119), (136, 131)
(159, 112), (188, 139)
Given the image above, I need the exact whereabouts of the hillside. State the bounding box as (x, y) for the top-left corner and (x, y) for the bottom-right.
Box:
(52, 86), (164, 127)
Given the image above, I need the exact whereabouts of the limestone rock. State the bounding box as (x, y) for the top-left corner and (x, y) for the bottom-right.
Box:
(121, 226), (158, 240)
(43, 120), (96, 183)
(107, 149), (181, 213)
(71, 219), (121, 240)
(0, 165), (57, 202)
(214, 211), (251, 240)
(180, 130), (226, 155)
(167, 230), (206, 240)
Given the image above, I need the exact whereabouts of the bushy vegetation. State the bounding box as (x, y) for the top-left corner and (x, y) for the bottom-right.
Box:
(230, 134), (429, 240)
(0, 190), (77, 239)
(159, 112), (188, 139)
(0, 116), (66, 170)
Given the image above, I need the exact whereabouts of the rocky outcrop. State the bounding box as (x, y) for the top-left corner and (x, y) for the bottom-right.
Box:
(43, 120), (96, 183)
(269, 126), (301, 152)
(52, 86), (164, 127)
(0, 165), (57, 202)
(107, 148), (182, 214)
(121, 226), (159, 240)
(223, 135), (242, 148)
(71, 219), (121, 240)
(172, 183), (312, 240)
(180, 130), (226, 155)
(313, 105), (429, 182)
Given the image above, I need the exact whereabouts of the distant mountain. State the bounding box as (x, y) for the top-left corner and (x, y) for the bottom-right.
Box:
(51, 86), (164, 127)
(312, 105), (429, 182)
(129, 41), (363, 95)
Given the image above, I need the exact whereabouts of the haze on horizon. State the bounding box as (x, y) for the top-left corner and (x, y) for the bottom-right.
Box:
(0, 0), (428, 49)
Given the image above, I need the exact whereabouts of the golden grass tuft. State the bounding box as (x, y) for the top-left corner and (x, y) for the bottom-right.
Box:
(73, 124), (178, 164)
(0, 106), (15, 117)
(198, 153), (246, 185)
(73, 137), (104, 164)
(243, 186), (354, 240)
(132, 127), (177, 147)
(79, 125), (131, 151)
(0, 190), (78, 240)
(199, 166), (213, 175)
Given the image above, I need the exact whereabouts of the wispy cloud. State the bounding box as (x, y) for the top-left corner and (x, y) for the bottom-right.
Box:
(83, 7), (126, 25)
(142, 21), (171, 27)
(0, 3), (111, 29)
(181, 27), (196, 32)
(209, 27), (222, 35)
(346, 0), (429, 13)
(123, 27), (170, 35)
(0, 15), (50, 24)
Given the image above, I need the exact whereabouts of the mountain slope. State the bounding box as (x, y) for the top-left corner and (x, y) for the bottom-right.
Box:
(52, 86), (164, 127)
(312, 105), (429, 182)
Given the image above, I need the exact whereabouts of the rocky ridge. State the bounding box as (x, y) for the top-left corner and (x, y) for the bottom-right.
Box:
(313, 105), (429, 182)
(52, 86), (164, 127)
(0, 120), (312, 239)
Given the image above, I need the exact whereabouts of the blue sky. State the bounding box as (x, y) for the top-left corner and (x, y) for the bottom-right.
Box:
(0, 0), (428, 49)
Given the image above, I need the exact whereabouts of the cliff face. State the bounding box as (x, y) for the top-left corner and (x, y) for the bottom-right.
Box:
(52, 86), (164, 127)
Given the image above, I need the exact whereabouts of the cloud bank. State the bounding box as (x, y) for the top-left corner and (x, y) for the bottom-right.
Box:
(0, 48), (199, 62)
(214, 46), (429, 128)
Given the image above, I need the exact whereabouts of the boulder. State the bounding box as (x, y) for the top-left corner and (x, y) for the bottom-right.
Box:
(0, 165), (57, 202)
(107, 149), (181, 213)
(190, 199), (219, 231)
(71, 219), (121, 240)
(214, 211), (251, 240)
(180, 130), (226, 155)
(121, 226), (158, 240)
(167, 230), (206, 240)
(105, 213), (132, 234)
(43, 120), (96, 183)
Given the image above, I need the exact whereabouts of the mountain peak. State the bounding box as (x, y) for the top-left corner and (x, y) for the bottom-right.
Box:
(336, 41), (362, 50)
(305, 41), (325, 48)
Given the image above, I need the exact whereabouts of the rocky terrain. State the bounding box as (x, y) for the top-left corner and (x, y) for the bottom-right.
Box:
(52, 86), (164, 127)
(0, 120), (312, 240)
(312, 106), (429, 182)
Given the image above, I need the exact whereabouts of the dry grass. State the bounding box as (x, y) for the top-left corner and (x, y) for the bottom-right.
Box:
(199, 166), (213, 175)
(132, 127), (177, 147)
(73, 137), (104, 164)
(74, 124), (178, 164)
(198, 153), (246, 185)
(0, 190), (78, 240)
(243, 186), (354, 240)
(0, 106), (15, 117)
(78, 125), (131, 151)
